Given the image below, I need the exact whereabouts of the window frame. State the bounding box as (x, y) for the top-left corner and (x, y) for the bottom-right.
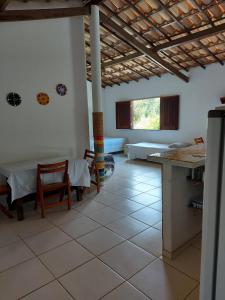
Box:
(115, 95), (179, 131)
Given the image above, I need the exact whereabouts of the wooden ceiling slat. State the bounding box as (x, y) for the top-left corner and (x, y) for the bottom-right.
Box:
(101, 3), (189, 72)
(3, 0), (225, 86)
(154, 22), (225, 51)
(156, 0), (224, 65)
(100, 12), (189, 82)
(122, 0), (205, 69)
(0, 7), (89, 22)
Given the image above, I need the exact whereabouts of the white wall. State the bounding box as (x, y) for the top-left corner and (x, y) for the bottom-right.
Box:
(0, 16), (89, 164)
(102, 63), (225, 144)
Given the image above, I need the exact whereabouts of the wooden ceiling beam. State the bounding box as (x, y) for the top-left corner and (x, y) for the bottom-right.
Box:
(99, 12), (189, 82)
(155, 22), (225, 51)
(101, 3), (190, 72)
(122, 0), (204, 69)
(84, 0), (105, 6)
(156, 0), (223, 65)
(0, 7), (89, 22)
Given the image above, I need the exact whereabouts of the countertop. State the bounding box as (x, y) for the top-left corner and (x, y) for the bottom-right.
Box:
(147, 145), (206, 168)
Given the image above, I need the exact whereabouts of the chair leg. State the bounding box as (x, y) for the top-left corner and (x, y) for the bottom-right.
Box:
(67, 185), (72, 210)
(16, 198), (24, 221)
(39, 192), (45, 218)
(59, 190), (65, 202)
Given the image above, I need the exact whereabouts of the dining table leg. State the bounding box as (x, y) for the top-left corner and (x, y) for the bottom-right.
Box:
(16, 198), (24, 221)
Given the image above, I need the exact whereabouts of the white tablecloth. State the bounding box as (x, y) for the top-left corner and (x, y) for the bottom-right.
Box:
(0, 157), (90, 202)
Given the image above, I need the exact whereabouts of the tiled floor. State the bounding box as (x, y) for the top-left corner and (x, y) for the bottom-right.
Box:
(0, 154), (201, 300)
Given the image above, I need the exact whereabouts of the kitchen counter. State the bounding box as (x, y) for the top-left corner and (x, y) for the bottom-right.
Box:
(148, 145), (206, 259)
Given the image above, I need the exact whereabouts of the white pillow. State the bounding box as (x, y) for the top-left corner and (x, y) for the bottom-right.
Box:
(168, 142), (192, 149)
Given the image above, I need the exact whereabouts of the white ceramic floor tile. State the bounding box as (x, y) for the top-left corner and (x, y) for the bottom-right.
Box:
(185, 287), (199, 300)
(0, 258), (54, 300)
(0, 240), (34, 272)
(59, 258), (124, 300)
(130, 207), (162, 226)
(46, 209), (82, 225)
(132, 183), (156, 193)
(130, 227), (162, 257)
(133, 175), (156, 183)
(25, 227), (72, 255)
(114, 188), (142, 198)
(0, 224), (20, 248)
(103, 184), (125, 194)
(39, 240), (94, 277)
(192, 236), (202, 250)
(152, 221), (162, 231)
(147, 177), (162, 187)
(77, 227), (124, 255)
(102, 282), (150, 300)
(130, 193), (160, 206)
(100, 241), (156, 279)
(95, 193), (127, 206)
(75, 200), (106, 215)
(129, 259), (198, 300)
(10, 218), (54, 239)
(59, 215), (101, 239)
(147, 187), (162, 198)
(163, 246), (201, 281)
(108, 199), (145, 214)
(22, 281), (73, 300)
(87, 206), (124, 225)
(149, 200), (162, 212)
(106, 216), (149, 239)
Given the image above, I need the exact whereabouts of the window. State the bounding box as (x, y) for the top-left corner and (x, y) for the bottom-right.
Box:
(116, 95), (179, 130)
(132, 97), (160, 130)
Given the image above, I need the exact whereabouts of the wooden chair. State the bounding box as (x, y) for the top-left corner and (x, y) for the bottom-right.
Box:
(84, 149), (100, 193)
(0, 185), (13, 218)
(194, 137), (204, 144)
(36, 160), (72, 218)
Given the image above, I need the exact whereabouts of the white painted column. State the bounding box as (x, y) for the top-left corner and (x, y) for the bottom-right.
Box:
(90, 5), (104, 183)
(90, 5), (102, 113)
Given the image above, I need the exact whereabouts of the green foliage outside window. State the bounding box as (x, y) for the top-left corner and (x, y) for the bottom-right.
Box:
(132, 98), (160, 130)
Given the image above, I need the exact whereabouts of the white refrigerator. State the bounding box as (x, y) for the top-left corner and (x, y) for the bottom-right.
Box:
(200, 108), (225, 300)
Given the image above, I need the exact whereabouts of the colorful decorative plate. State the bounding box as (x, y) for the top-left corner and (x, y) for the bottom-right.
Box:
(7, 92), (22, 107)
(56, 83), (67, 96)
(37, 93), (50, 105)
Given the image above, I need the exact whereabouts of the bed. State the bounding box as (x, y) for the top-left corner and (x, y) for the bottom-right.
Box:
(127, 142), (170, 160)
(90, 137), (127, 153)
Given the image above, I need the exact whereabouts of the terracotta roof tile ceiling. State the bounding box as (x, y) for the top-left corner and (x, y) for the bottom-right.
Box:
(84, 0), (225, 87)
(5, 0), (225, 87)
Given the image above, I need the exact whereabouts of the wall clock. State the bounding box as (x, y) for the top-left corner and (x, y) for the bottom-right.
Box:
(37, 93), (50, 105)
(56, 83), (67, 96)
(7, 92), (22, 107)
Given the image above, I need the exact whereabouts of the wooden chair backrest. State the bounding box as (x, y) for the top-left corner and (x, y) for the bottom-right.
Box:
(194, 137), (204, 144)
(0, 185), (10, 195)
(84, 149), (97, 171)
(37, 160), (68, 182)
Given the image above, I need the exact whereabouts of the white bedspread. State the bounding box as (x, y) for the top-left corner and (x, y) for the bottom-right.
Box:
(128, 142), (170, 160)
(90, 137), (126, 153)
(0, 157), (90, 202)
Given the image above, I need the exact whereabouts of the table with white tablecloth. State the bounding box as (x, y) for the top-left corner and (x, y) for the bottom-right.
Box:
(0, 157), (90, 220)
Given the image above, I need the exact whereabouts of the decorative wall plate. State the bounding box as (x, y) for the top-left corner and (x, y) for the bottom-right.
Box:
(56, 83), (67, 96)
(37, 93), (50, 105)
(7, 92), (22, 107)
